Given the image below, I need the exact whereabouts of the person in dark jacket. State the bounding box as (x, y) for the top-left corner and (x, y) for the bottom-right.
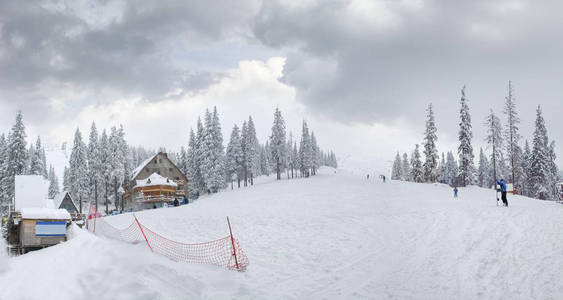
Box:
(496, 179), (508, 206)
(453, 187), (458, 198)
(173, 198), (179, 207)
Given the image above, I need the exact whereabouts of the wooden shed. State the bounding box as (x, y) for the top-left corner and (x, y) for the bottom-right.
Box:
(8, 208), (71, 254)
(6, 175), (73, 255)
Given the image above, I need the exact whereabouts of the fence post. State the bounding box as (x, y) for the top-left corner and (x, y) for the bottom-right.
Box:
(93, 207), (96, 233)
(226, 216), (240, 271)
(134, 214), (153, 252)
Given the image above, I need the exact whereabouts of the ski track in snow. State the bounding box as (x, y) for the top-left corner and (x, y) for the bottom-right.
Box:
(1, 168), (563, 299)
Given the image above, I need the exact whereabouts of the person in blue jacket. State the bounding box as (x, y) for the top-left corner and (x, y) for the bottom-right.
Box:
(496, 179), (508, 206)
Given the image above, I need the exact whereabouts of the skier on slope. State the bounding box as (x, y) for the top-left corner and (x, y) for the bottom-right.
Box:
(496, 179), (508, 207)
(453, 187), (458, 198)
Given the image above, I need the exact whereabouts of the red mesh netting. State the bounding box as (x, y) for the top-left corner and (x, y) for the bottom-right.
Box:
(86, 205), (249, 271)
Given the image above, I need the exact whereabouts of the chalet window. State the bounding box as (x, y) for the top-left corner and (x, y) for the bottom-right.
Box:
(154, 160), (157, 164)
(175, 177), (179, 180)
(169, 168), (173, 172)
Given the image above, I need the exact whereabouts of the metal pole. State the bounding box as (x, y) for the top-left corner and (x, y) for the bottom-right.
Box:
(226, 216), (240, 271)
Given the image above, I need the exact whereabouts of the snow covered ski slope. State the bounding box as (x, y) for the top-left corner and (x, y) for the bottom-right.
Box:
(2, 167), (563, 299)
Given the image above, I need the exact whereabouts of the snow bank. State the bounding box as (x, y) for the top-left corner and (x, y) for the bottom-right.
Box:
(20, 208), (71, 220)
(0, 235), (9, 275)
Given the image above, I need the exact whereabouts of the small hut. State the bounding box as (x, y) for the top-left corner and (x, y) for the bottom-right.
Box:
(7, 175), (72, 254)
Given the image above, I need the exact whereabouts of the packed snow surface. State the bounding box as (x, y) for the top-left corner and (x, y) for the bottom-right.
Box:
(2, 168), (563, 299)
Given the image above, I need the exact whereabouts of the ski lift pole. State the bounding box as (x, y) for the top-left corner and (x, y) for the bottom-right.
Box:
(227, 216), (240, 271)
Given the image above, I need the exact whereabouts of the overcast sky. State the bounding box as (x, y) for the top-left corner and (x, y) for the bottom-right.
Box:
(0, 0), (561, 172)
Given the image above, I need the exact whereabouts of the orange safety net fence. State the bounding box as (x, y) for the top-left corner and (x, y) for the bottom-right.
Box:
(86, 205), (248, 271)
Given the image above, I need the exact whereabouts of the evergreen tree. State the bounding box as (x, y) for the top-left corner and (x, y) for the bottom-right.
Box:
(69, 128), (89, 211)
(201, 107), (225, 193)
(179, 146), (188, 176)
(547, 141), (559, 200)
(458, 86), (475, 186)
(311, 132), (320, 176)
(439, 152), (447, 183)
(240, 121), (249, 186)
(28, 142), (44, 176)
(293, 142), (299, 176)
(402, 153), (410, 181)
(264, 141), (273, 175)
(484, 109), (503, 188)
(195, 117), (208, 193)
(99, 129), (111, 208)
(392, 152), (402, 180)
(108, 126), (124, 207)
(299, 121), (313, 177)
(226, 125), (244, 188)
(186, 128), (202, 197)
(477, 148), (490, 188)
(446, 151), (459, 186)
(29, 136), (47, 178)
(287, 132), (296, 178)
(410, 144), (423, 183)
(530, 106), (551, 199)
(0, 134), (8, 215)
(423, 104), (438, 182)
(87, 122), (101, 203)
(118, 125), (131, 184)
(3, 111), (28, 210)
(521, 140), (532, 197)
(269, 108), (287, 180)
(48, 165), (59, 198)
(259, 144), (271, 176)
(246, 116), (259, 185)
(503, 81), (524, 193)
(63, 166), (70, 192)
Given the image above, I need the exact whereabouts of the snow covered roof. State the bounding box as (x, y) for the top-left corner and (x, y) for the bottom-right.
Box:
(20, 207), (71, 220)
(15, 175), (50, 211)
(130, 154), (157, 180)
(134, 173), (178, 189)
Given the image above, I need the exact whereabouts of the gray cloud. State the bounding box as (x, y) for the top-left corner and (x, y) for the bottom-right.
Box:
(252, 0), (562, 163)
(0, 0), (259, 100)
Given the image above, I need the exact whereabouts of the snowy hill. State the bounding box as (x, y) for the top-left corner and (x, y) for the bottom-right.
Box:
(2, 168), (563, 299)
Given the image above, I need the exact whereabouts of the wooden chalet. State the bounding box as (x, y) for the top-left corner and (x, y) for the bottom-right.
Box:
(123, 152), (189, 210)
